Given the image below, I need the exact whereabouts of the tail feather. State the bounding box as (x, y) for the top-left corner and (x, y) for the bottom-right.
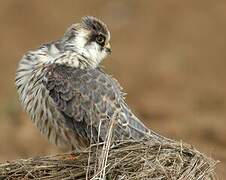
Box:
(120, 103), (167, 142)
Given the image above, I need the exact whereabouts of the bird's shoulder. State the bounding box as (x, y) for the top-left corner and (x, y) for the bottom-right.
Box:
(43, 64), (125, 117)
(44, 64), (123, 97)
(42, 64), (126, 142)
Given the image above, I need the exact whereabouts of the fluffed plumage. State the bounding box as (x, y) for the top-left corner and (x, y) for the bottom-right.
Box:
(15, 16), (156, 151)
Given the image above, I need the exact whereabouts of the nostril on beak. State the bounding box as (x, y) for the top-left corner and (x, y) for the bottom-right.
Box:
(105, 43), (111, 54)
(105, 47), (112, 54)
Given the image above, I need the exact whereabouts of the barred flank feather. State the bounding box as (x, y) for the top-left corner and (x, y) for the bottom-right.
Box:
(15, 44), (89, 150)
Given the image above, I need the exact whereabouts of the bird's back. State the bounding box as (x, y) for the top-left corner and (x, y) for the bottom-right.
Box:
(44, 64), (152, 145)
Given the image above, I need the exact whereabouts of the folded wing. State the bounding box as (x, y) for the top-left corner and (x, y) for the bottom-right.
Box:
(43, 64), (151, 145)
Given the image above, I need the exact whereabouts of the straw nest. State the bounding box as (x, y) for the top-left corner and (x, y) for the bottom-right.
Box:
(0, 138), (217, 180)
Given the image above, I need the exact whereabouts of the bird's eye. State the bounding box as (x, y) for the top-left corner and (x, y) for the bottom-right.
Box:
(96, 34), (105, 45)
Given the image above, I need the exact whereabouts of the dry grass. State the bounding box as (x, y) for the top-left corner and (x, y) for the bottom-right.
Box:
(0, 110), (218, 179)
(0, 139), (217, 180)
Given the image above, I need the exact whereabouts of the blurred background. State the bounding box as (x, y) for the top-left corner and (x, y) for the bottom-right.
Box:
(0, 0), (225, 178)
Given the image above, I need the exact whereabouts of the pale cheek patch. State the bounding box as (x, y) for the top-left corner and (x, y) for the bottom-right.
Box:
(72, 30), (90, 50)
(85, 42), (108, 65)
(66, 30), (109, 68)
(87, 43), (99, 59)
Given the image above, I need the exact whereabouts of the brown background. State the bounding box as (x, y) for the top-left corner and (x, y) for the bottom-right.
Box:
(0, 0), (225, 178)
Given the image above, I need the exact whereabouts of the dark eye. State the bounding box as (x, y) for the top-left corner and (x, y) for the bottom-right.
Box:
(96, 34), (105, 45)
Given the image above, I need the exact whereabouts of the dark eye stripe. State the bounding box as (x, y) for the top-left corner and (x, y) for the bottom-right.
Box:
(87, 33), (106, 47)
(96, 34), (105, 46)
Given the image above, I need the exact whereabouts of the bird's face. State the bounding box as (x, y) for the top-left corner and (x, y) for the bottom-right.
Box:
(63, 16), (111, 67)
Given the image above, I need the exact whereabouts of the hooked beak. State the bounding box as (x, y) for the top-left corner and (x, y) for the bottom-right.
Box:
(105, 43), (112, 54)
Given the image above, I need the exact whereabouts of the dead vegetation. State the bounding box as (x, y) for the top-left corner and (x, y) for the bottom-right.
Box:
(0, 138), (217, 179)
(0, 106), (219, 179)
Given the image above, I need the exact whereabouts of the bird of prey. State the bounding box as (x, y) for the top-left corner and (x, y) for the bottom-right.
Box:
(15, 16), (157, 151)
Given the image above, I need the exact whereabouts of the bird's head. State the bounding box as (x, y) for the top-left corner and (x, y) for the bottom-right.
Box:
(62, 16), (111, 67)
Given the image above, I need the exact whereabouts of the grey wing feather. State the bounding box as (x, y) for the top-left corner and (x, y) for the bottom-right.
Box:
(43, 64), (151, 144)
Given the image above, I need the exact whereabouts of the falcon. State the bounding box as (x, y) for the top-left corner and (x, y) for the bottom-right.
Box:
(15, 16), (159, 151)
